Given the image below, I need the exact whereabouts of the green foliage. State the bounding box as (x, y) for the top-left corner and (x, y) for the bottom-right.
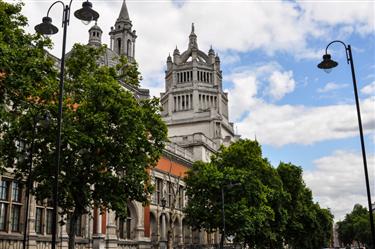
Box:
(277, 162), (334, 249)
(185, 141), (333, 249)
(185, 140), (288, 248)
(337, 204), (373, 248)
(0, 1), (57, 172)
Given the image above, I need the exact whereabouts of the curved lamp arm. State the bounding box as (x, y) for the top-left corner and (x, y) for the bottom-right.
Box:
(325, 40), (350, 64)
(46, 0), (74, 27)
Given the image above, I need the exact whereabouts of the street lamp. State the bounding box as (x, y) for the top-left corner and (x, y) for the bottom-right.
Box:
(317, 40), (375, 249)
(220, 182), (241, 249)
(34, 1), (99, 249)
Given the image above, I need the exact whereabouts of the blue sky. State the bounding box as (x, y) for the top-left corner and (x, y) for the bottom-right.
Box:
(18, 0), (374, 220)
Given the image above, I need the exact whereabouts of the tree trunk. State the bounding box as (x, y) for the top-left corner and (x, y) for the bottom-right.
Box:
(68, 211), (79, 249)
(167, 216), (174, 249)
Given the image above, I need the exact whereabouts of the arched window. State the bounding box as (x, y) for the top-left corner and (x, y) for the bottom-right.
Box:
(117, 38), (122, 54)
(127, 39), (132, 56)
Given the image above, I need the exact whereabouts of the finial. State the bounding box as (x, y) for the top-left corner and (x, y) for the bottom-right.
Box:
(209, 45), (215, 55)
(191, 23), (195, 33)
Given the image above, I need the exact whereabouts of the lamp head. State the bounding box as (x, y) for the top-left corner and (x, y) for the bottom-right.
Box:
(74, 1), (99, 25)
(34, 16), (58, 35)
(317, 54), (338, 73)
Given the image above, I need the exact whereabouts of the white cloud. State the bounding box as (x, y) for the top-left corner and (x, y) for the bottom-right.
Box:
(317, 82), (349, 93)
(304, 150), (375, 221)
(299, 1), (375, 35)
(226, 62), (296, 120)
(17, 0), (375, 96)
(236, 97), (375, 147)
(267, 70), (295, 100)
(361, 81), (375, 95)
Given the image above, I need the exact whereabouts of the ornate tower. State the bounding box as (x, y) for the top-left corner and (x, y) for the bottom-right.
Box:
(161, 24), (237, 162)
(109, 0), (137, 61)
(88, 22), (102, 47)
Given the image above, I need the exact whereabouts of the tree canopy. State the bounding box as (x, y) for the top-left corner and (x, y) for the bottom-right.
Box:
(337, 204), (373, 248)
(277, 162), (333, 249)
(184, 139), (334, 249)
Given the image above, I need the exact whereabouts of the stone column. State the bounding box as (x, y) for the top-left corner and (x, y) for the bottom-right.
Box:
(159, 213), (167, 249)
(92, 209), (105, 249)
(106, 210), (118, 249)
(26, 194), (37, 249)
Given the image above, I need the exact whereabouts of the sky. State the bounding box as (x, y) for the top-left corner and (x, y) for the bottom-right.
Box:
(14, 0), (375, 221)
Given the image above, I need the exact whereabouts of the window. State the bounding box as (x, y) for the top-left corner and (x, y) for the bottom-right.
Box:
(155, 178), (162, 205)
(12, 182), (22, 203)
(118, 207), (132, 239)
(127, 39), (132, 56)
(117, 38), (122, 54)
(178, 187), (184, 209)
(66, 215), (83, 236)
(167, 182), (173, 208)
(0, 180), (9, 200)
(35, 199), (53, 235)
(0, 203), (8, 231)
(46, 209), (53, 234)
(0, 179), (23, 232)
(35, 208), (43, 234)
(11, 204), (21, 232)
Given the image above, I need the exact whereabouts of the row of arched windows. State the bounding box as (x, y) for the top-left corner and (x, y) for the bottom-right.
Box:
(174, 94), (193, 112)
(176, 71), (214, 84)
(199, 94), (217, 110)
(177, 71), (193, 83)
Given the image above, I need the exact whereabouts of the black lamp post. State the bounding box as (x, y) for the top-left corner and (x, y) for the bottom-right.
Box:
(220, 186), (225, 249)
(318, 40), (375, 249)
(34, 2), (99, 249)
(220, 182), (240, 249)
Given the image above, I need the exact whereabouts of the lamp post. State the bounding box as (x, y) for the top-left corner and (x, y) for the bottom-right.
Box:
(220, 182), (240, 249)
(317, 40), (375, 249)
(220, 186), (225, 249)
(34, 2), (99, 249)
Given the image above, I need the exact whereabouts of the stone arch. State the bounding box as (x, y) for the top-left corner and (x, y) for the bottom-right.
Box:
(127, 201), (138, 239)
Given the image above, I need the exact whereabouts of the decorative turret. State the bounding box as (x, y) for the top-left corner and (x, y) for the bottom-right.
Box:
(173, 46), (180, 64)
(208, 45), (215, 64)
(167, 54), (172, 70)
(109, 0), (137, 61)
(188, 23), (198, 49)
(88, 22), (102, 47)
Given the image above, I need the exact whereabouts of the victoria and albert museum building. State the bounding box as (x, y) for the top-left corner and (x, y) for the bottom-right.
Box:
(0, 1), (239, 248)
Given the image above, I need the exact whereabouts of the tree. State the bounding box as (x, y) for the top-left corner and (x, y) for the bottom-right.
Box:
(337, 204), (373, 248)
(184, 139), (288, 248)
(0, 3), (168, 247)
(277, 162), (333, 249)
(0, 1), (57, 173)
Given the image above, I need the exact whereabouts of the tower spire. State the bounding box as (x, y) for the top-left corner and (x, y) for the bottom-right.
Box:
(189, 23), (197, 49)
(117, 0), (130, 22)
